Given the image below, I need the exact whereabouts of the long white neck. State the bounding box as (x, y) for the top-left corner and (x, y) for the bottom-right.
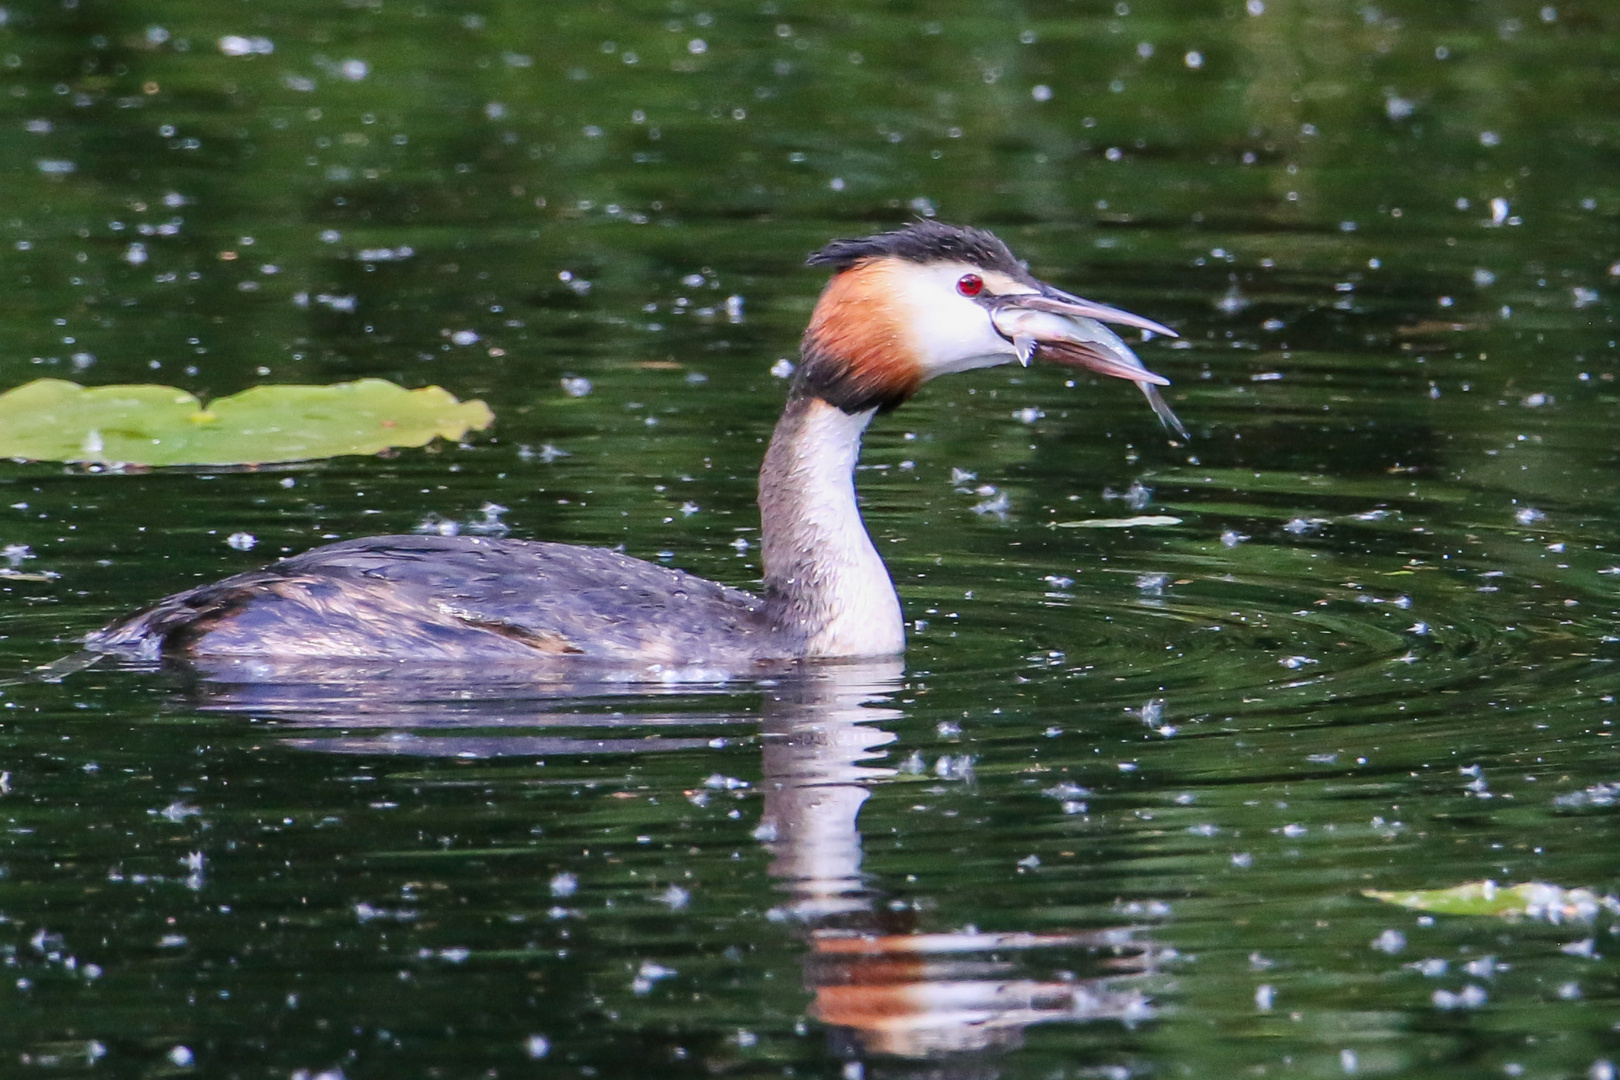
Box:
(759, 395), (905, 658)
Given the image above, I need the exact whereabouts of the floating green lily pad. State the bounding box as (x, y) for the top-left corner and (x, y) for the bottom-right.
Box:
(1365, 880), (1620, 922)
(0, 378), (494, 467)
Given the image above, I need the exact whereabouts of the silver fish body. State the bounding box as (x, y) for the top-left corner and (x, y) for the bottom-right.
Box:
(989, 299), (1187, 439)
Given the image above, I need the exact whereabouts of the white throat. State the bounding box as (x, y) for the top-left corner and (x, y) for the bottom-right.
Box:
(759, 396), (905, 658)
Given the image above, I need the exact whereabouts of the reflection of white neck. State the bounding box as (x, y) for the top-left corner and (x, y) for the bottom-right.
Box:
(758, 660), (902, 919)
(759, 396), (905, 657)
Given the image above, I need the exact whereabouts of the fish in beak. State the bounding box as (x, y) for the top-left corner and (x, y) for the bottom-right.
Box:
(987, 285), (1187, 439)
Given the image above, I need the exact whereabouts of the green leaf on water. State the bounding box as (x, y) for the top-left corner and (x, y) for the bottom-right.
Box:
(1365, 880), (1620, 921)
(0, 378), (494, 467)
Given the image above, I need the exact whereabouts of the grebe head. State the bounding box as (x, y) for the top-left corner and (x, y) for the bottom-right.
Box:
(798, 220), (1185, 435)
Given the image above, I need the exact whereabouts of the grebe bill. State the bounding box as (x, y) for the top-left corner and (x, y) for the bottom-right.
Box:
(86, 221), (1182, 667)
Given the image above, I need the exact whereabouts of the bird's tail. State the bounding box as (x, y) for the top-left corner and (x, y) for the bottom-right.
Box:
(2, 649), (110, 687)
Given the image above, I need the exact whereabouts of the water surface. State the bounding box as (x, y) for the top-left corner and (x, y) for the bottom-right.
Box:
(1, 1), (1618, 1076)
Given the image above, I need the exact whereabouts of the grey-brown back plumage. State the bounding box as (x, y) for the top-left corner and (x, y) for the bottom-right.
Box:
(87, 535), (796, 666)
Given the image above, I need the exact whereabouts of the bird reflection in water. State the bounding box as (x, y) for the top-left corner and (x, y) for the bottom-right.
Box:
(756, 662), (1155, 1061)
(175, 657), (1159, 1064)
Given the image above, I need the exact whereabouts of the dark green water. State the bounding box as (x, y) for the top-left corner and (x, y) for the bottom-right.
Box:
(2, 1), (1619, 1076)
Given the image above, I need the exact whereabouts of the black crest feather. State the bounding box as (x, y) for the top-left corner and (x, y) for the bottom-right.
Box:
(806, 220), (1029, 279)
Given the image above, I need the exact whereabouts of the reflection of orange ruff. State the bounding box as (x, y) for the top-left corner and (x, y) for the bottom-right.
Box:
(812, 930), (1091, 956)
(806, 931), (1150, 1058)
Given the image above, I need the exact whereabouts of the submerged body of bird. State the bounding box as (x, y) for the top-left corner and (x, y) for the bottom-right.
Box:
(85, 221), (1184, 670)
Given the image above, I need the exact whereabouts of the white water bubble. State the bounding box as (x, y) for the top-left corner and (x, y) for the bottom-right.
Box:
(218, 35), (273, 56)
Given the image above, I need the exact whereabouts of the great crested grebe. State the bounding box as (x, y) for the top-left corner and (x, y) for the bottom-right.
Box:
(86, 221), (1182, 667)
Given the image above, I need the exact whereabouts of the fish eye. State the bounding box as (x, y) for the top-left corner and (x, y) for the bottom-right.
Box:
(955, 273), (985, 297)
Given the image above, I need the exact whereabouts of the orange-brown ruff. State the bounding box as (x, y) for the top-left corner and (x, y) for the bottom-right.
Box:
(84, 220), (1181, 670)
(799, 260), (923, 414)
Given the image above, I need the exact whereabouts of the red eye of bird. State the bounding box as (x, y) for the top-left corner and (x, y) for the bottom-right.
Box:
(955, 273), (985, 297)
